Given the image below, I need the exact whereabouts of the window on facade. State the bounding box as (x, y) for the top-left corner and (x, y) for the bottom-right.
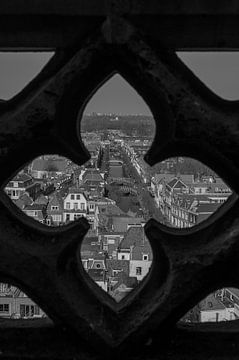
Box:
(143, 254), (149, 261)
(71, 194), (75, 200)
(73, 203), (78, 210)
(52, 215), (61, 222)
(66, 202), (70, 210)
(80, 203), (85, 210)
(0, 304), (9, 312)
(76, 195), (81, 200)
(136, 267), (142, 275)
(0, 283), (47, 320)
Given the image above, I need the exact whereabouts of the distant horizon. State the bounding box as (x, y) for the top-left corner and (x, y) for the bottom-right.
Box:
(84, 112), (153, 116)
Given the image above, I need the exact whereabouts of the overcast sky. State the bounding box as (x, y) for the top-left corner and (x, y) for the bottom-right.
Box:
(0, 52), (239, 114)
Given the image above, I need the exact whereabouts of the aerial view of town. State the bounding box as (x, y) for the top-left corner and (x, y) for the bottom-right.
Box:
(0, 110), (237, 323)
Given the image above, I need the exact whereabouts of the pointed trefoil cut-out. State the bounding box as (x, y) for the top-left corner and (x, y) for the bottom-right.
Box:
(177, 52), (239, 100)
(0, 52), (53, 100)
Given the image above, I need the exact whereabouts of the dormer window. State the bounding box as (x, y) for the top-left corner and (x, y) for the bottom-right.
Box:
(51, 206), (59, 211)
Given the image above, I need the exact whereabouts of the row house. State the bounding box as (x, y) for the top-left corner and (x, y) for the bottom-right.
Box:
(0, 285), (45, 319)
(117, 226), (153, 281)
(23, 203), (47, 223)
(46, 192), (64, 226)
(164, 178), (191, 219)
(63, 188), (88, 222)
(81, 240), (108, 292)
(151, 174), (176, 208)
(199, 292), (236, 322)
(156, 175), (232, 228)
(170, 195), (222, 228)
(5, 173), (36, 201)
(46, 188), (101, 229)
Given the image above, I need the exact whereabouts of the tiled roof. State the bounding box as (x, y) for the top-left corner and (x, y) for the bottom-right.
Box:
(16, 193), (33, 206)
(24, 204), (45, 211)
(35, 194), (48, 205)
(179, 174), (194, 184)
(98, 204), (125, 216)
(196, 202), (221, 213)
(200, 293), (225, 311)
(226, 288), (239, 299)
(153, 174), (174, 184)
(83, 169), (104, 183)
(67, 187), (86, 194)
(87, 268), (106, 282)
(167, 178), (188, 189)
(191, 182), (210, 188)
(112, 272), (138, 290)
(112, 217), (143, 233)
(11, 173), (32, 183)
(106, 259), (129, 274)
(119, 226), (147, 249)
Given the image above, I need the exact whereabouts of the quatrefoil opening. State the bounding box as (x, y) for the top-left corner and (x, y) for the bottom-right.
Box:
(177, 52), (239, 101)
(0, 52), (53, 100)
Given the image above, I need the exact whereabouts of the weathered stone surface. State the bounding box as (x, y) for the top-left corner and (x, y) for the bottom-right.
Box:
(0, 0), (238, 358)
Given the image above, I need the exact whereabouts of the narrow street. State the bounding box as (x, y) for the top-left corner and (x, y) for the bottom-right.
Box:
(101, 142), (166, 224)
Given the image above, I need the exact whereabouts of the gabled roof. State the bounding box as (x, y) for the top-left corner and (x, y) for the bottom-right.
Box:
(48, 191), (64, 207)
(82, 169), (104, 183)
(167, 178), (188, 190)
(119, 226), (147, 249)
(67, 188), (87, 198)
(24, 203), (45, 211)
(15, 193), (33, 209)
(35, 194), (48, 205)
(112, 272), (138, 290)
(200, 293), (225, 311)
(10, 173), (32, 183)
